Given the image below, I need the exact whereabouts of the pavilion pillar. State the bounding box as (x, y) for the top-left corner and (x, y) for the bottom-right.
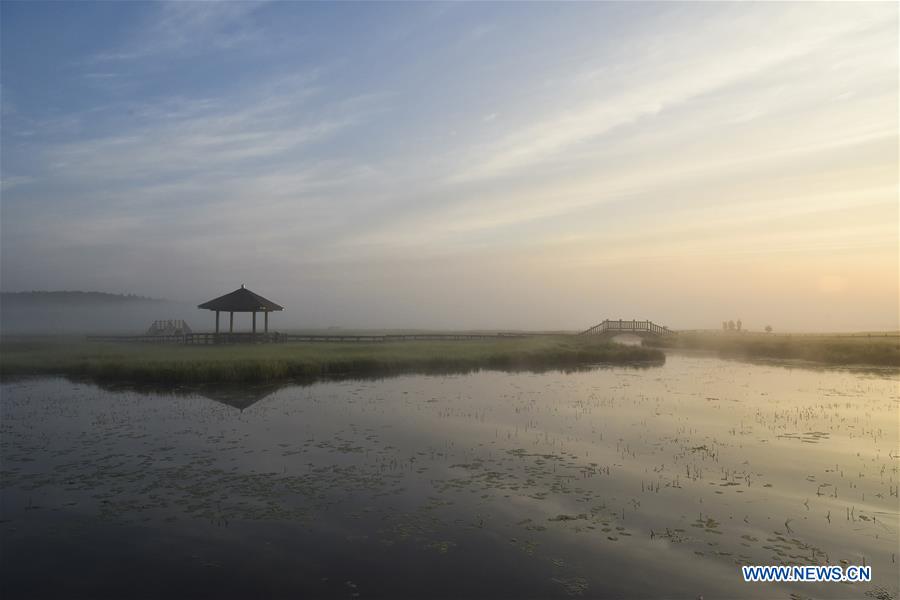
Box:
(264, 311), (269, 333)
(252, 311), (257, 335)
(215, 311), (220, 334)
(229, 312), (234, 333)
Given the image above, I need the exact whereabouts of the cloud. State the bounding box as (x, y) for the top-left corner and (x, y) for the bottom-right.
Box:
(448, 5), (893, 184)
(0, 175), (34, 191)
(89, 1), (268, 63)
(2, 67), (388, 275)
(39, 74), (361, 185)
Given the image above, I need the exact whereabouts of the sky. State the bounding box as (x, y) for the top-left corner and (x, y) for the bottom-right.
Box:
(1, 1), (897, 332)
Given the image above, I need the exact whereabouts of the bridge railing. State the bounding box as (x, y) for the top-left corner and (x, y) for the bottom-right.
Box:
(579, 319), (673, 336)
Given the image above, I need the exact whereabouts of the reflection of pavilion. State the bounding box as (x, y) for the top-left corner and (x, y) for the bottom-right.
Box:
(197, 384), (284, 411)
(87, 381), (286, 411)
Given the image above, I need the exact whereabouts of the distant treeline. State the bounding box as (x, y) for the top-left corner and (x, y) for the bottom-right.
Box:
(1, 291), (165, 306)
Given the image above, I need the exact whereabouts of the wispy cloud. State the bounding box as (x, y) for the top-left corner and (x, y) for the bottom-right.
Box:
(40, 74), (363, 185)
(448, 6), (893, 184)
(0, 175), (34, 192)
(90, 1), (268, 63)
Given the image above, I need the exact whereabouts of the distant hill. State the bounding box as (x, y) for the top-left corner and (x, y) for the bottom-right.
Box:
(1, 291), (165, 306)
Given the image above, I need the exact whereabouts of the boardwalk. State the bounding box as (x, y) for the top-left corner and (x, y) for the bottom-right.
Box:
(85, 321), (674, 344)
(579, 319), (673, 336)
(86, 332), (531, 345)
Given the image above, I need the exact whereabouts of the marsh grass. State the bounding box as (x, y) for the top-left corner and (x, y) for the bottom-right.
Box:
(0, 335), (664, 385)
(643, 332), (900, 367)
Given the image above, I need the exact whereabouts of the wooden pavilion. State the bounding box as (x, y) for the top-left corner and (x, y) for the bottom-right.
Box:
(197, 285), (284, 335)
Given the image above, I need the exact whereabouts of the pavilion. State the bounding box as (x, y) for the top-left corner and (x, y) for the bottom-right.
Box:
(197, 285), (284, 335)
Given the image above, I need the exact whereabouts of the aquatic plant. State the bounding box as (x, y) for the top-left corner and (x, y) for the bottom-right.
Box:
(0, 335), (665, 385)
(643, 332), (900, 367)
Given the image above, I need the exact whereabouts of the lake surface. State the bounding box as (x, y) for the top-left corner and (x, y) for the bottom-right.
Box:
(2, 354), (898, 599)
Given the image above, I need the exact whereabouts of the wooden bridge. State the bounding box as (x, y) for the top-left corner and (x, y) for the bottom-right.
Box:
(579, 319), (673, 336)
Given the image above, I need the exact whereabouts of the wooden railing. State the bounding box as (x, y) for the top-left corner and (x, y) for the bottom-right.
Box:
(87, 334), (188, 343)
(578, 319), (673, 336)
(87, 332), (531, 345)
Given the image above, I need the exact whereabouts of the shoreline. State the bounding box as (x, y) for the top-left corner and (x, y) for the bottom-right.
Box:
(642, 332), (900, 368)
(0, 336), (665, 386)
(3, 332), (897, 389)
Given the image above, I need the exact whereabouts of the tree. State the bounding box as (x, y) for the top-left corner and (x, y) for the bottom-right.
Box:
(765, 325), (773, 333)
(736, 319), (742, 331)
(728, 320), (735, 331)
(722, 321), (728, 331)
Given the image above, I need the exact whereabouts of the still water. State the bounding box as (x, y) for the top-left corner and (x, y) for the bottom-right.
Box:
(1, 354), (898, 599)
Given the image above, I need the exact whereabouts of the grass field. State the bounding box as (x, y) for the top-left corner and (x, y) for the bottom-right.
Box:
(642, 331), (900, 367)
(0, 335), (664, 385)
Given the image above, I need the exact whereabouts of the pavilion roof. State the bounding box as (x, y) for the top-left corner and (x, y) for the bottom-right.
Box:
(197, 286), (283, 312)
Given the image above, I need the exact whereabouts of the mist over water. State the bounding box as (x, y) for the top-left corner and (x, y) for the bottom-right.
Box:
(0, 302), (198, 335)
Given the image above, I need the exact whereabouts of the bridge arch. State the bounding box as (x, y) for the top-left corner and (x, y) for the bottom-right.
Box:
(579, 319), (673, 336)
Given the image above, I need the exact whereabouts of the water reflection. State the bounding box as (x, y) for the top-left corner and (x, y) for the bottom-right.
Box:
(1, 355), (897, 599)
